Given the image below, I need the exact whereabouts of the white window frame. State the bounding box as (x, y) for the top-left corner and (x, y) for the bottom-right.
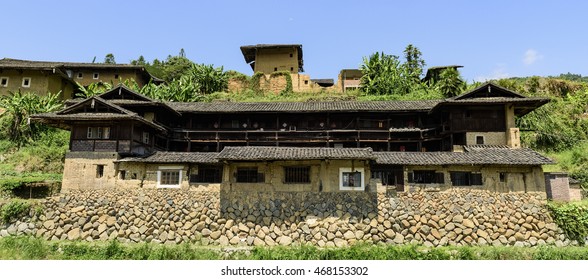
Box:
(87, 127), (110, 139)
(157, 166), (183, 188)
(22, 77), (31, 87)
(77, 72), (83, 79)
(0, 77), (8, 87)
(142, 132), (150, 144)
(93, 73), (99, 79)
(339, 167), (365, 191)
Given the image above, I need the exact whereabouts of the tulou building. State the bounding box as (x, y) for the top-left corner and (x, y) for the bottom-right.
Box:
(32, 82), (553, 193)
(0, 58), (162, 98)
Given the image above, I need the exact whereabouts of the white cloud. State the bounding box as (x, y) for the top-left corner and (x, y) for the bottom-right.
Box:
(523, 49), (543, 65)
(474, 64), (510, 82)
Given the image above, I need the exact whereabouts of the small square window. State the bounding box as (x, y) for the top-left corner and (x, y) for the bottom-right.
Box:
(157, 168), (183, 188)
(290, 67), (294, 71)
(0, 77), (8, 87)
(304, 80), (308, 85)
(114, 74), (119, 79)
(476, 136), (484, 145)
(77, 72), (83, 79)
(93, 73), (99, 79)
(96, 165), (104, 178)
(22, 77), (31, 87)
(274, 67), (277, 71)
(289, 53), (293, 57)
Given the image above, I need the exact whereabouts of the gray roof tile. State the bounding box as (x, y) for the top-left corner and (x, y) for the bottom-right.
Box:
(375, 147), (553, 166)
(117, 152), (219, 163)
(169, 100), (439, 113)
(217, 146), (375, 161)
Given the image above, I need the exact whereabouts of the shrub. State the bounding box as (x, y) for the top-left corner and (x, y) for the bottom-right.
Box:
(1, 199), (31, 223)
(547, 202), (588, 244)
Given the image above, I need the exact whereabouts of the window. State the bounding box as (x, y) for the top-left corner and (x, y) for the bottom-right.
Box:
(450, 172), (483, 186)
(304, 80), (308, 85)
(408, 170), (444, 184)
(142, 132), (150, 144)
(190, 165), (222, 183)
(96, 165), (104, 178)
(476, 135), (484, 145)
(87, 127), (110, 139)
(157, 166), (183, 188)
(119, 170), (126, 180)
(284, 166), (310, 184)
(289, 53), (293, 57)
(339, 168), (365, 190)
(22, 77), (31, 87)
(93, 73), (99, 79)
(231, 120), (240, 129)
(77, 72), (83, 79)
(114, 74), (119, 79)
(290, 67), (294, 71)
(0, 77), (8, 87)
(274, 67), (277, 71)
(236, 167), (264, 183)
(499, 172), (506, 182)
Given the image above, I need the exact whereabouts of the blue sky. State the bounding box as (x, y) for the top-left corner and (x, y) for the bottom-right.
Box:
(2, 0), (587, 83)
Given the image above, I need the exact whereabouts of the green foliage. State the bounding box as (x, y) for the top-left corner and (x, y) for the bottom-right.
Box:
(160, 52), (194, 82)
(74, 81), (113, 98)
(360, 51), (410, 95)
(0, 199), (31, 223)
(188, 63), (228, 95)
(103, 53), (116, 64)
(403, 44), (426, 83)
(518, 89), (588, 151)
(270, 71), (293, 95)
(435, 68), (466, 98)
(0, 90), (62, 146)
(544, 142), (588, 188)
(2, 237), (588, 260)
(250, 72), (265, 93)
(547, 201), (588, 244)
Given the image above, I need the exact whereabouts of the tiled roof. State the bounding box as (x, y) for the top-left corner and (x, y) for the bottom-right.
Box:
(169, 100), (440, 113)
(0, 58), (143, 69)
(117, 152), (219, 163)
(113, 146), (552, 166)
(375, 147), (553, 166)
(217, 146), (375, 161)
(31, 112), (168, 132)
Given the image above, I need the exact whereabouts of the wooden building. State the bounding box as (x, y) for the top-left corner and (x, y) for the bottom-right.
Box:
(32, 82), (553, 193)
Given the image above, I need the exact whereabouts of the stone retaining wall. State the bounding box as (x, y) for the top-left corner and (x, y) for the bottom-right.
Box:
(0, 189), (573, 247)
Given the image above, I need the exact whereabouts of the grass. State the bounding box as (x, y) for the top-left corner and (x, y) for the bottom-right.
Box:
(1, 236), (588, 260)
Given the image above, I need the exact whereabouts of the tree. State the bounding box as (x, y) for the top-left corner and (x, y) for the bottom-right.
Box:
(188, 64), (228, 95)
(131, 55), (146, 65)
(0, 90), (62, 145)
(435, 68), (465, 98)
(104, 53), (116, 64)
(360, 52), (409, 95)
(403, 44), (425, 82)
(161, 54), (194, 82)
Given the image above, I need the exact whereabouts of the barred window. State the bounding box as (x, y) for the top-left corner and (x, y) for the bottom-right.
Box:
(450, 172), (483, 186)
(236, 167), (264, 183)
(160, 170), (180, 185)
(284, 166), (310, 184)
(407, 170), (444, 184)
(190, 165), (222, 183)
